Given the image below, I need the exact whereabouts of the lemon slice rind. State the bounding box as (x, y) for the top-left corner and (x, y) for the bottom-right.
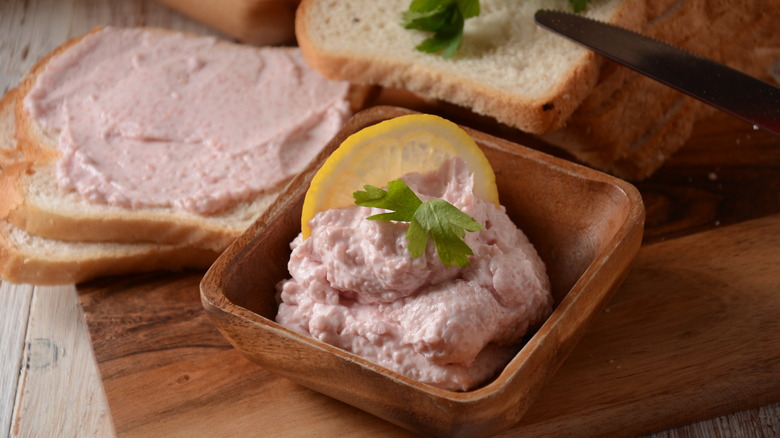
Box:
(301, 114), (499, 238)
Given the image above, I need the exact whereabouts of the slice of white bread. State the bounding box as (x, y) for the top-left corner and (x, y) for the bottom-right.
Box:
(3, 27), (371, 251)
(0, 219), (219, 285)
(295, 0), (645, 136)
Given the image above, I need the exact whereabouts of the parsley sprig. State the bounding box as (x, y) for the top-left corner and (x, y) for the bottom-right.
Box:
(353, 179), (483, 267)
(402, 0), (480, 59)
(568, 0), (593, 13)
(402, 0), (594, 59)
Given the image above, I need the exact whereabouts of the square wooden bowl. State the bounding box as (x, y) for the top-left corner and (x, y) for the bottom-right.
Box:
(200, 106), (645, 437)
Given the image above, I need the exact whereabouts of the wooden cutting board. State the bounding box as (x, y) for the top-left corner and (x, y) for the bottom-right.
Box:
(76, 109), (780, 437)
(77, 214), (780, 437)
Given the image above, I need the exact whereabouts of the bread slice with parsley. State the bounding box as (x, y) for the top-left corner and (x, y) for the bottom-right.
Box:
(295, 0), (645, 136)
(3, 27), (370, 252)
(296, 0), (780, 180)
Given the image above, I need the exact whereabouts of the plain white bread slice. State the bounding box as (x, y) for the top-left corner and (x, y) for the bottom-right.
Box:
(0, 219), (219, 285)
(295, 0), (645, 135)
(5, 27), (368, 251)
(2, 162), (277, 251)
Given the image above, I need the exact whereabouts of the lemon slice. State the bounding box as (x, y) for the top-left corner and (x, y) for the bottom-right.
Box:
(301, 114), (499, 238)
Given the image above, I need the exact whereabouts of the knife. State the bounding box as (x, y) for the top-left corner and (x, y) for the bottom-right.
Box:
(534, 10), (780, 135)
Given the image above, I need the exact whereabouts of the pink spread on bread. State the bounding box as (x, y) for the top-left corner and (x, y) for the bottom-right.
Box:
(23, 27), (351, 214)
(276, 158), (553, 391)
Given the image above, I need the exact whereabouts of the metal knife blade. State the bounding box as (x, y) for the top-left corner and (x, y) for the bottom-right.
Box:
(534, 10), (780, 135)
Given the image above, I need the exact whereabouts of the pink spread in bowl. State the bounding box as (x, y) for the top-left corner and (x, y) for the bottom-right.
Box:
(276, 158), (552, 391)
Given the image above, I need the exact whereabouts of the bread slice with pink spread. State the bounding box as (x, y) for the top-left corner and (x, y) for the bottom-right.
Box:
(0, 89), (220, 285)
(1, 27), (370, 256)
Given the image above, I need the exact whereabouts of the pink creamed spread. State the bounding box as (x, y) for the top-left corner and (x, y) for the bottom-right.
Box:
(24, 27), (351, 214)
(276, 158), (553, 391)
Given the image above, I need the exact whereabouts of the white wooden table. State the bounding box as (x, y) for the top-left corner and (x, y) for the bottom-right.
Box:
(1, 1), (778, 437)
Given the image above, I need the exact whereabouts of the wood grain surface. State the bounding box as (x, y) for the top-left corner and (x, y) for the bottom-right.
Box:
(77, 103), (780, 437)
(76, 212), (780, 437)
(1, 0), (780, 437)
(0, 1), (225, 436)
(199, 105), (646, 438)
(12, 286), (113, 438)
(0, 283), (32, 436)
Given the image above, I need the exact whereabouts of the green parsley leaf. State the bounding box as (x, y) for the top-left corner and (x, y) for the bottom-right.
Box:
(402, 0), (479, 59)
(353, 179), (483, 267)
(402, 0), (594, 58)
(412, 198), (483, 267)
(457, 0), (481, 19)
(568, 0), (593, 13)
(353, 179), (421, 222)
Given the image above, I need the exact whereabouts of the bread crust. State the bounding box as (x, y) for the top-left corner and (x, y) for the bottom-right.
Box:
(0, 89), (29, 220)
(14, 29), (96, 166)
(153, 0), (299, 46)
(0, 220), (218, 285)
(0, 89), (25, 168)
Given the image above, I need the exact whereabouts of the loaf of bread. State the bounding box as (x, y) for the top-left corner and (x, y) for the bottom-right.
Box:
(296, 0), (780, 180)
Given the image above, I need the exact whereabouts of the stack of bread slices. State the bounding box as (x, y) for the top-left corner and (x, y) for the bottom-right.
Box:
(0, 28), (368, 285)
(541, 0), (780, 178)
(296, 0), (780, 180)
(1, 86), (227, 285)
(5, 1), (779, 285)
